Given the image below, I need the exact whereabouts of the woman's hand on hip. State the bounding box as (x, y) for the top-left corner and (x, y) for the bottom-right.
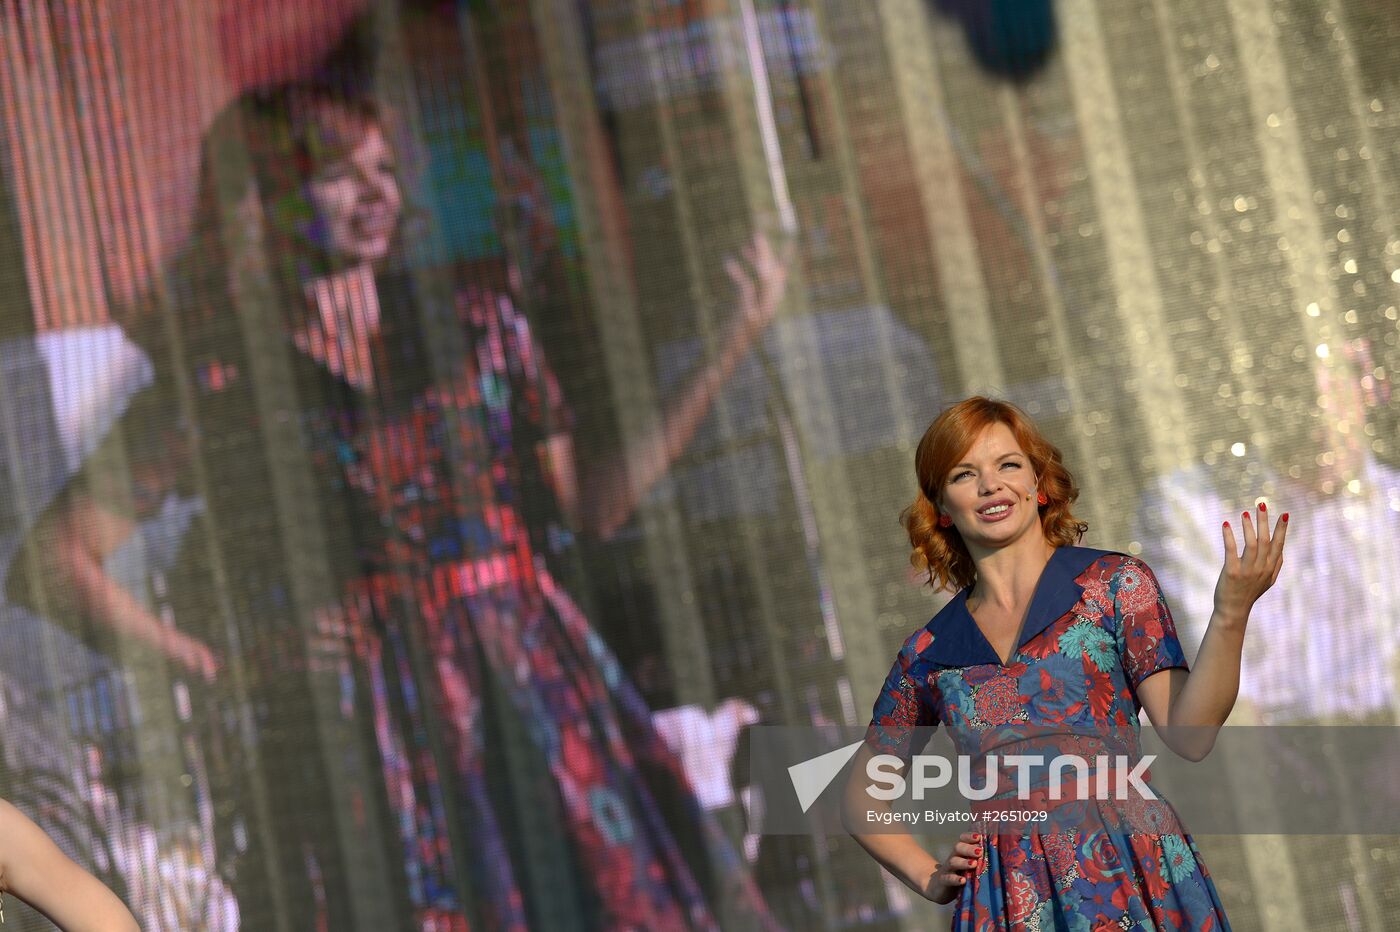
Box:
(925, 831), (982, 904)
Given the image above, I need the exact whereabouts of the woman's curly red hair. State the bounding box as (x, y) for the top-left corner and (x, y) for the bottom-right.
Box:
(901, 396), (1088, 593)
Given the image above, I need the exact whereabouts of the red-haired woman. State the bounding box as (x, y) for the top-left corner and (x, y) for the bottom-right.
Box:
(843, 396), (1286, 929)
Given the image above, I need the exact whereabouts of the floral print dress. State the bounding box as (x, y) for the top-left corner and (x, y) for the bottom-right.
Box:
(865, 546), (1232, 931)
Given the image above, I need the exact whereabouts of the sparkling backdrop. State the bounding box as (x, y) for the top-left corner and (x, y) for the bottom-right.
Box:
(0, 1), (1395, 928)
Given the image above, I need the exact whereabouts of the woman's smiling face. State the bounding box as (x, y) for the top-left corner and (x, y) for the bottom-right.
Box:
(939, 422), (1039, 540)
(303, 125), (402, 266)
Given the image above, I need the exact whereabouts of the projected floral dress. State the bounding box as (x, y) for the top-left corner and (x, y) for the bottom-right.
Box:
(865, 546), (1231, 931)
(270, 270), (775, 931)
(106, 264), (777, 930)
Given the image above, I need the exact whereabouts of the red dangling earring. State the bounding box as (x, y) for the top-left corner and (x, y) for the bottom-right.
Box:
(937, 514), (952, 528)
(1037, 491), (1048, 506)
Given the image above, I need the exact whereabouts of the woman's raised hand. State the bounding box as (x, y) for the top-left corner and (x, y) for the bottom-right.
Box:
(925, 831), (982, 904)
(1215, 501), (1288, 625)
(725, 232), (792, 339)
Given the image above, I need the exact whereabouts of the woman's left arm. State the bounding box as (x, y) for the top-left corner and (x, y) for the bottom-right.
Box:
(0, 799), (141, 931)
(569, 234), (790, 541)
(1138, 503), (1288, 759)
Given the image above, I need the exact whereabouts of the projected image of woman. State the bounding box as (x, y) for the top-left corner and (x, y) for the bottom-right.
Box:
(13, 79), (788, 930)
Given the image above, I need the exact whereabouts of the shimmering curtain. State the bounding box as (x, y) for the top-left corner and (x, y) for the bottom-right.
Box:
(0, 0), (1395, 929)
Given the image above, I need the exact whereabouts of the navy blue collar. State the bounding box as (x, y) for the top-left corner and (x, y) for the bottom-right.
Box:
(922, 545), (1121, 667)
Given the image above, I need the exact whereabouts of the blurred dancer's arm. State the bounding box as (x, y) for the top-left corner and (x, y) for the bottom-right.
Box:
(0, 798), (141, 931)
(21, 489), (220, 682)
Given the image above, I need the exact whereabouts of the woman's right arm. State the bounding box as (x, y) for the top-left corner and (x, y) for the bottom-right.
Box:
(840, 741), (979, 905)
(23, 492), (219, 681)
(847, 631), (982, 906)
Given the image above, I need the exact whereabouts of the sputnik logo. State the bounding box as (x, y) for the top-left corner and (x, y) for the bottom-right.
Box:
(788, 741), (866, 813)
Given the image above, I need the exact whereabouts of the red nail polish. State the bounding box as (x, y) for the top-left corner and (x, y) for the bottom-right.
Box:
(1282, 513), (1289, 522)
(1223, 521), (1230, 528)
(1259, 502), (1266, 511)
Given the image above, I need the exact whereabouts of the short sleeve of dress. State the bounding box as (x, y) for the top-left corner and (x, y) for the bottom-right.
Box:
(458, 285), (579, 556)
(1111, 556), (1191, 694)
(863, 631), (937, 762)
